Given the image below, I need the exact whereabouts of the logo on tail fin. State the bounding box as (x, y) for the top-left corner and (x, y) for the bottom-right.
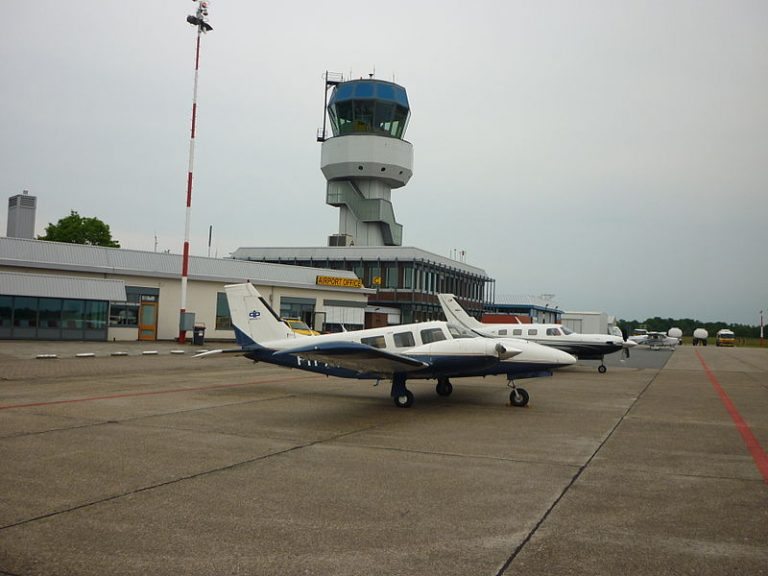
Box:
(249, 310), (261, 319)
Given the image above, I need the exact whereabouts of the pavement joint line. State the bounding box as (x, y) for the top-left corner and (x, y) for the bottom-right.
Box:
(494, 366), (661, 576)
(343, 442), (583, 469)
(0, 423), (382, 534)
(0, 375), (311, 411)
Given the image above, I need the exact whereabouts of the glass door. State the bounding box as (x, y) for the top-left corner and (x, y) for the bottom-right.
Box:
(138, 302), (157, 341)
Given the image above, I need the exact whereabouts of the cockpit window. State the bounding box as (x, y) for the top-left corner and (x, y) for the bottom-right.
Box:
(361, 335), (386, 349)
(560, 326), (574, 335)
(421, 327), (448, 344)
(546, 328), (561, 336)
(447, 324), (474, 339)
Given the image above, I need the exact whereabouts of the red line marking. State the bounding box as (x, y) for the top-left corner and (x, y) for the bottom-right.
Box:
(695, 350), (768, 484)
(0, 376), (314, 411)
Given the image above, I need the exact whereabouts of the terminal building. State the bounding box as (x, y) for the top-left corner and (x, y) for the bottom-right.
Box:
(0, 236), (371, 342)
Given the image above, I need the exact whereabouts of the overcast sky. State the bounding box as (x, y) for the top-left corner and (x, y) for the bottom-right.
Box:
(2, 1), (766, 325)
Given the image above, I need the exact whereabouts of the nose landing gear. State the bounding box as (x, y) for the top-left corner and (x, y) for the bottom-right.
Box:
(507, 379), (530, 407)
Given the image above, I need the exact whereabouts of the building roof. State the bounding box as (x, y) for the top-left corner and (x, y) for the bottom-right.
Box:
(494, 294), (561, 310)
(0, 237), (371, 294)
(0, 271), (126, 301)
(231, 246), (491, 278)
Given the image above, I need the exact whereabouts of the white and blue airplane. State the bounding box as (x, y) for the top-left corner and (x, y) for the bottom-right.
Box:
(198, 283), (576, 408)
(437, 293), (636, 373)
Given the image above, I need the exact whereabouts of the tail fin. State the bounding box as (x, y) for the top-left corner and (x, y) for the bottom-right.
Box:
(437, 293), (486, 331)
(224, 283), (294, 346)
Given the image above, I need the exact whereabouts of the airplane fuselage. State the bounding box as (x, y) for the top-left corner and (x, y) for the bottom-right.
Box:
(238, 320), (574, 381)
(472, 324), (627, 360)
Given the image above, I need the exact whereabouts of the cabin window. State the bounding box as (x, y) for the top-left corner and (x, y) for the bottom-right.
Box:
(546, 328), (561, 336)
(527, 329), (538, 336)
(420, 327), (447, 344)
(361, 335), (386, 349)
(513, 328), (523, 336)
(498, 329), (507, 336)
(393, 332), (415, 348)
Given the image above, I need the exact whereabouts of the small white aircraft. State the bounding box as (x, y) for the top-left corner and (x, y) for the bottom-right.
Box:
(198, 283), (576, 408)
(628, 331), (679, 350)
(437, 293), (635, 373)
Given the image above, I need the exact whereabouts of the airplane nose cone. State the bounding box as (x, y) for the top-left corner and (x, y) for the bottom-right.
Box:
(623, 340), (638, 348)
(550, 348), (577, 367)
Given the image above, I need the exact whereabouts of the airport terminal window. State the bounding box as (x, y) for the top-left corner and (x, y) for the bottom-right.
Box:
(62, 300), (84, 329)
(0, 296), (11, 332)
(215, 292), (232, 330)
(110, 303), (138, 326)
(361, 335), (386, 349)
(384, 263), (398, 288)
(420, 327), (447, 344)
(393, 331), (415, 348)
(403, 266), (413, 289)
(85, 301), (108, 329)
(13, 297), (37, 329)
(38, 298), (62, 329)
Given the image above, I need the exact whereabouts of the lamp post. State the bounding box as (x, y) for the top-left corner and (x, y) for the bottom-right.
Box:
(178, 1), (213, 343)
(761, 310), (764, 347)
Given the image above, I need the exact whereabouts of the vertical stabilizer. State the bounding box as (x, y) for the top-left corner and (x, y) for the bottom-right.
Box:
(224, 283), (294, 346)
(437, 293), (487, 331)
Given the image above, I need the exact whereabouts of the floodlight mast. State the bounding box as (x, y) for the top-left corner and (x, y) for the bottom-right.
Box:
(178, 1), (212, 344)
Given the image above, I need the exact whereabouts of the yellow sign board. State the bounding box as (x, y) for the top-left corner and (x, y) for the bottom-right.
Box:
(316, 275), (363, 289)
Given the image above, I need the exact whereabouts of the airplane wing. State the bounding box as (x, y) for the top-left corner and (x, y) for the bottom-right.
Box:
(272, 341), (429, 375)
(193, 345), (260, 358)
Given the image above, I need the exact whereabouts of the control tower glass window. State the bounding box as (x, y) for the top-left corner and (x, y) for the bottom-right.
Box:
(328, 80), (411, 139)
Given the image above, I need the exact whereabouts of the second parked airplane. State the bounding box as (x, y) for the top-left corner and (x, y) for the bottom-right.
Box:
(437, 293), (635, 373)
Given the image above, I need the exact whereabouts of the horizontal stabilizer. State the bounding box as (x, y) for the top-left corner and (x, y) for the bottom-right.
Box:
(273, 341), (428, 375)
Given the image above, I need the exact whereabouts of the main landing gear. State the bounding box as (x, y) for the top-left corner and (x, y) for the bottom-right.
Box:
(507, 379), (529, 407)
(436, 378), (453, 397)
(391, 377), (454, 408)
(391, 374), (414, 408)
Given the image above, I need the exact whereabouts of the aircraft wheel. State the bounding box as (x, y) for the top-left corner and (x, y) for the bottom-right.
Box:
(393, 390), (414, 408)
(598, 365), (607, 374)
(436, 380), (453, 397)
(509, 387), (529, 407)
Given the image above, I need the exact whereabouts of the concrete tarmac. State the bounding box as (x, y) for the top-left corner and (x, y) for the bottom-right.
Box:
(0, 342), (766, 575)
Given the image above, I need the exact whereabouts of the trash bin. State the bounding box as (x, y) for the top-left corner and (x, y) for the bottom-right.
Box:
(192, 324), (206, 345)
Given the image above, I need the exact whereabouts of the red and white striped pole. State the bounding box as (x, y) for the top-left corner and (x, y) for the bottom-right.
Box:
(179, 2), (212, 343)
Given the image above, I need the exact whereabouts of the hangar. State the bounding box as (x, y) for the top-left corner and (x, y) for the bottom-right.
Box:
(0, 237), (371, 342)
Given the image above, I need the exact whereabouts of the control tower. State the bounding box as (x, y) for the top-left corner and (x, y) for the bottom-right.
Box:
(319, 76), (413, 247)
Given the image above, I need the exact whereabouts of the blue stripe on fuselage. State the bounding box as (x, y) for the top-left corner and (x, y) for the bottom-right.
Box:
(242, 345), (563, 381)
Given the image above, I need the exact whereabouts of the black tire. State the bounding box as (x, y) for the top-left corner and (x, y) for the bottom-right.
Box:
(393, 390), (414, 408)
(598, 365), (607, 374)
(436, 380), (453, 397)
(509, 387), (529, 407)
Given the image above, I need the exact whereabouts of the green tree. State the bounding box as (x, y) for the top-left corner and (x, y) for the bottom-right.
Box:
(38, 210), (120, 248)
